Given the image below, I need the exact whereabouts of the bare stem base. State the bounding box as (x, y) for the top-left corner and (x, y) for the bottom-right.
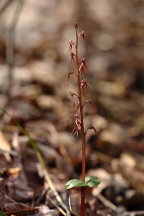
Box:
(80, 188), (86, 216)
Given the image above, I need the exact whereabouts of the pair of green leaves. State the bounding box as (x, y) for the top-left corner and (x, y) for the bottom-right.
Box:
(65, 176), (100, 189)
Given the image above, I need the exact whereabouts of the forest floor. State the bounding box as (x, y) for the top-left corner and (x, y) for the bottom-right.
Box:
(0, 0), (144, 216)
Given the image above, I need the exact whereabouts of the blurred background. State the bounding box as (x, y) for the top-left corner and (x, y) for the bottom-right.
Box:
(0, 0), (144, 215)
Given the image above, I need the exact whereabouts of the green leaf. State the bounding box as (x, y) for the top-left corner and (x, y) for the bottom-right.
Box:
(65, 179), (87, 189)
(65, 176), (101, 189)
(0, 212), (8, 216)
(85, 176), (101, 187)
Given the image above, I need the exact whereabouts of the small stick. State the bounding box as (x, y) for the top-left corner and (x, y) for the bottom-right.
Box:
(97, 194), (117, 211)
(4, 207), (38, 216)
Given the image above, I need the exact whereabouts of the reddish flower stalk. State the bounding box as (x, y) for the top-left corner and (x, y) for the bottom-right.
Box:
(68, 22), (88, 216)
(75, 24), (86, 216)
(66, 23), (100, 216)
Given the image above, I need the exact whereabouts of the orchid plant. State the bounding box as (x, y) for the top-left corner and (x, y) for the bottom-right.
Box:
(65, 23), (100, 216)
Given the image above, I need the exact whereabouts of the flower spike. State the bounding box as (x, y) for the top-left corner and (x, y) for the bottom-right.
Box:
(66, 23), (99, 216)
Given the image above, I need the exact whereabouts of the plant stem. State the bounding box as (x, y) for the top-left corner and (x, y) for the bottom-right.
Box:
(80, 187), (86, 216)
(75, 24), (86, 216)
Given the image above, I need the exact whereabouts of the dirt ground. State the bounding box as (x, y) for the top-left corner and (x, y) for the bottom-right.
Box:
(0, 0), (144, 215)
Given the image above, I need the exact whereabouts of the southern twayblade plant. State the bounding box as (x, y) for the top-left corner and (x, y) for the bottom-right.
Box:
(65, 23), (101, 216)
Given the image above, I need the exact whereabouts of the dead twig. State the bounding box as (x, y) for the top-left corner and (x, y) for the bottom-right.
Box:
(0, 108), (71, 216)
(4, 207), (38, 216)
(97, 193), (118, 212)
(123, 210), (144, 216)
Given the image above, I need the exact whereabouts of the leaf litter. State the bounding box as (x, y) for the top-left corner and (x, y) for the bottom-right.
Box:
(0, 0), (144, 215)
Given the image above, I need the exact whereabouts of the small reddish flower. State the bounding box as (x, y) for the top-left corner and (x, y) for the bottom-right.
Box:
(81, 58), (87, 72)
(74, 101), (80, 112)
(67, 70), (73, 81)
(69, 40), (74, 52)
(79, 31), (85, 40)
(74, 22), (78, 29)
(79, 63), (84, 76)
(81, 79), (89, 93)
(79, 58), (87, 76)
(72, 114), (81, 136)
(70, 51), (76, 64)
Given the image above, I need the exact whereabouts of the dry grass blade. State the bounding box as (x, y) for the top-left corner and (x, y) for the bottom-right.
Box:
(0, 108), (70, 216)
(1, 0), (24, 119)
